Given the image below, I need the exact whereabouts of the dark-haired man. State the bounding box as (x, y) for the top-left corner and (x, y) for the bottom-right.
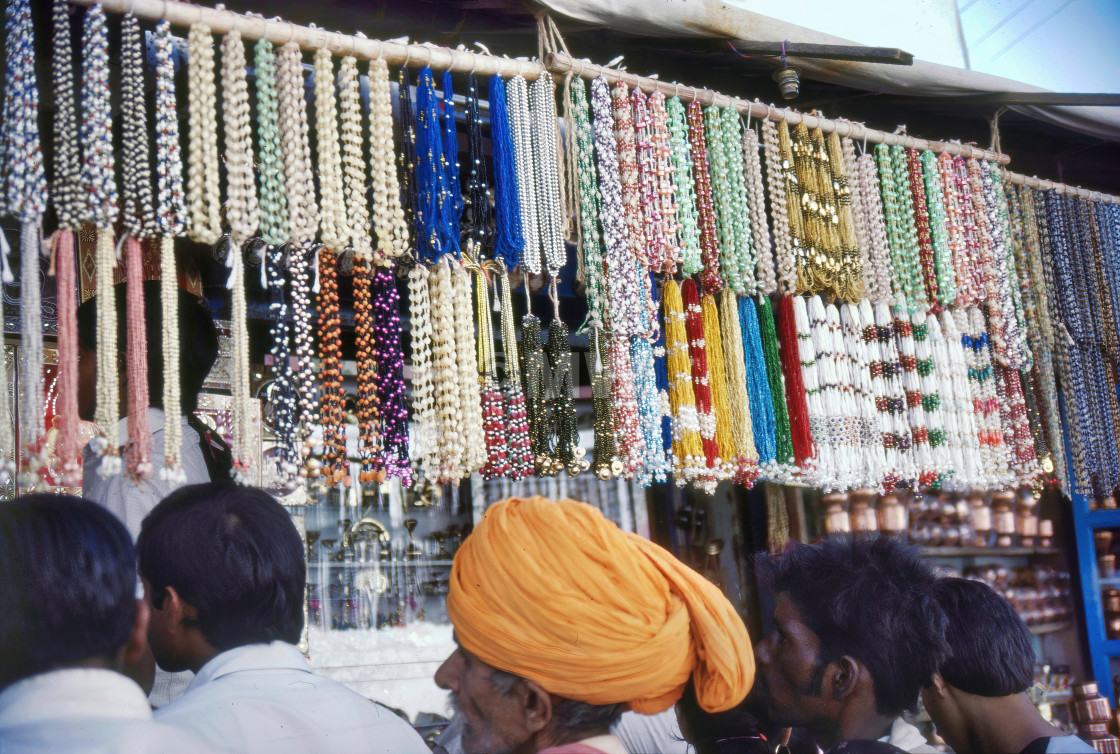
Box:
(141, 481), (428, 754)
(78, 281), (230, 542)
(922, 577), (1095, 753)
(754, 537), (946, 754)
(0, 494), (215, 753)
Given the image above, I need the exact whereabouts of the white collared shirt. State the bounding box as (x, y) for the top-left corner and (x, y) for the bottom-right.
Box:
(0, 668), (220, 754)
(82, 408), (210, 542)
(155, 641), (430, 754)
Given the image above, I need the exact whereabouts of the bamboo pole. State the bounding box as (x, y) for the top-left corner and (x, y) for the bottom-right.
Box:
(545, 51), (1010, 164)
(70, 0), (547, 80)
(74, 0), (1120, 205)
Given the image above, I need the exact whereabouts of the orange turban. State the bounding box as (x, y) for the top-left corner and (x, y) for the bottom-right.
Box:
(446, 496), (754, 714)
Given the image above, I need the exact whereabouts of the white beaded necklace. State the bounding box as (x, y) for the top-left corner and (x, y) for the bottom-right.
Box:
(428, 258), (463, 482)
(186, 24), (221, 245)
(368, 59), (409, 261)
(313, 48), (347, 254)
(762, 118), (796, 295)
(840, 301), (887, 488)
(929, 310), (981, 490)
(221, 30), (259, 478)
(857, 153), (893, 304)
(453, 260), (486, 476)
(408, 263), (438, 477)
(339, 57), (372, 261)
(743, 124), (777, 295)
(152, 20), (186, 483)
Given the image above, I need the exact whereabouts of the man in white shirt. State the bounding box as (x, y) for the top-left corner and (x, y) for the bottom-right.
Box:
(77, 281), (227, 708)
(77, 281), (226, 541)
(0, 494), (218, 754)
(140, 482), (429, 754)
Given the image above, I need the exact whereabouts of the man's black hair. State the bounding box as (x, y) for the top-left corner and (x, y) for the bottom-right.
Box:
(756, 536), (948, 718)
(930, 577), (1035, 697)
(676, 680), (771, 754)
(137, 482), (305, 650)
(0, 494), (137, 688)
(76, 281), (218, 413)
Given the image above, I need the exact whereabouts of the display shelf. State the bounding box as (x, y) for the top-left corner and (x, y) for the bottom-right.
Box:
(1087, 509), (1120, 529)
(1030, 621), (1073, 636)
(921, 545), (1060, 557)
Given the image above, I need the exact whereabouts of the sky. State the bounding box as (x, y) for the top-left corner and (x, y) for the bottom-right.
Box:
(958, 0), (1120, 92)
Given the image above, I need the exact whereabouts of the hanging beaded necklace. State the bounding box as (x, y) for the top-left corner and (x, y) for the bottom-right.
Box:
(222, 30), (260, 480)
(590, 329), (620, 480)
(744, 123), (777, 295)
(369, 58), (409, 261)
(666, 97), (703, 277)
(702, 292), (744, 482)
(911, 309), (950, 486)
(428, 258), (464, 482)
(905, 148), (940, 309)
(740, 294), (778, 469)
(794, 296), (829, 486)
(704, 107), (755, 295)
(682, 278), (722, 490)
(277, 41), (320, 461)
(918, 150), (956, 307)
(870, 301), (915, 490)
(651, 286), (675, 467)
(875, 144), (926, 312)
(186, 23), (221, 246)
(612, 82), (658, 336)
(547, 292), (584, 475)
(958, 307), (1013, 487)
(496, 267), (535, 479)
(488, 74), (524, 270)
(408, 263), (438, 479)
(313, 46), (347, 485)
(980, 163), (1028, 369)
(443, 72), (463, 257)
(3, 0), (46, 484)
(372, 263), (411, 484)
(531, 73), (565, 276)
(120, 11), (156, 480)
(949, 156), (984, 307)
(826, 132), (862, 302)
(48, 0), (82, 485)
(520, 303), (549, 472)
(687, 102), (723, 295)
(856, 152), (893, 304)
(568, 78), (608, 327)
(758, 296), (795, 472)
(662, 279), (705, 482)
(414, 66), (454, 264)
(936, 152), (972, 308)
(475, 263), (508, 480)
(764, 119), (797, 296)
(840, 301), (887, 487)
(646, 92), (680, 275)
(632, 324), (669, 484)
(454, 262), (486, 479)
(590, 77), (644, 475)
(507, 75), (541, 275)
(776, 295), (815, 469)
(153, 20), (187, 483)
(932, 310), (981, 490)
(253, 39), (296, 481)
(80, 3), (121, 479)
(720, 289), (760, 484)
(893, 305), (933, 486)
(843, 137), (872, 302)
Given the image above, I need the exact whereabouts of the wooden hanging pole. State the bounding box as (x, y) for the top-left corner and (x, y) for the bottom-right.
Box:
(69, 0), (547, 79)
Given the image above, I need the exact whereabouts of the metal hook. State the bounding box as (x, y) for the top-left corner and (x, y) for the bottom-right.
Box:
(403, 44), (413, 69)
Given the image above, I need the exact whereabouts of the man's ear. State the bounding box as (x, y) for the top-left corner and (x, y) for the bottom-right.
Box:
(927, 672), (948, 699)
(161, 585), (199, 634)
(830, 656), (861, 702)
(521, 679), (555, 735)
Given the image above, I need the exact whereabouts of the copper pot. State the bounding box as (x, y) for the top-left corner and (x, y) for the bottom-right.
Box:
(822, 492), (850, 536)
(849, 489), (878, 534)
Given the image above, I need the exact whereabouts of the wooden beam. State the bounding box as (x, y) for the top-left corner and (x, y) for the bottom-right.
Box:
(729, 40), (913, 66)
(872, 92), (1120, 107)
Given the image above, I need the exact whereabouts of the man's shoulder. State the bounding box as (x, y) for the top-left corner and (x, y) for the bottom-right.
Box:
(1041, 735), (1100, 754)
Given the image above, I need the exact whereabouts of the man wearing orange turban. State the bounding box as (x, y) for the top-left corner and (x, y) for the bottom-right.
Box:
(435, 496), (755, 754)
